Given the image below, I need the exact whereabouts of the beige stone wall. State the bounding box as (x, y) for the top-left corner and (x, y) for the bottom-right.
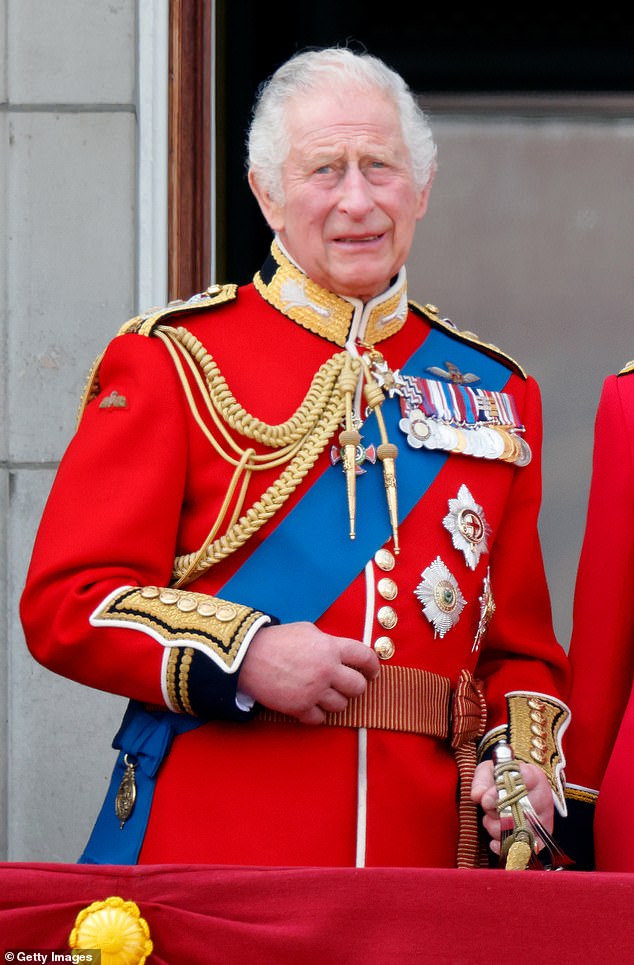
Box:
(2, 0), (138, 862)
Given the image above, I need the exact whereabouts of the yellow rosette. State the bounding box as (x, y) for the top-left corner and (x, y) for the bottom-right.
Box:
(69, 895), (153, 964)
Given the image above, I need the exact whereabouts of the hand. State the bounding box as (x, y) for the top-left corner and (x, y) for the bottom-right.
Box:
(238, 621), (380, 724)
(471, 760), (554, 855)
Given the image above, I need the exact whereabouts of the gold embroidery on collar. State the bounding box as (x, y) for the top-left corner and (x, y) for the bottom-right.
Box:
(254, 240), (408, 347)
(365, 286), (409, 345)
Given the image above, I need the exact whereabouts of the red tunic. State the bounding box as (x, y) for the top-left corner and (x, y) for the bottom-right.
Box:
(565, 368), (634, 871)
(20, 251), (569, 868)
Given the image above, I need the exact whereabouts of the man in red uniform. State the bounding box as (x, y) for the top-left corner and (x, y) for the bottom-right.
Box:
(20, 47), (569, 868)
(561, 364), (634, 871)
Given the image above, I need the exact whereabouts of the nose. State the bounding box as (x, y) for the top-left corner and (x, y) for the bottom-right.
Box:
(338, 165), (375, 218)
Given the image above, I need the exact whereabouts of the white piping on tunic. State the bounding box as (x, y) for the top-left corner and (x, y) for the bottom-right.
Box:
(341, 275), (406, 867)
(355, 560), (377, 867)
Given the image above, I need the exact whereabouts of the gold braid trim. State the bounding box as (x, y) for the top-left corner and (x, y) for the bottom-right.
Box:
(506, 691), (570, 814)
(92, 586), (268, 671)
(160, 325), (348, 450)
(152, 325), (358, 586)
(565, 785), (598, 806)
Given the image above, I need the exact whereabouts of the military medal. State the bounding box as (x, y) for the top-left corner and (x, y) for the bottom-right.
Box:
(396, 370), (531, 467)
(114, 753), (137, 829)
(368, 356), (406, 398)
(473, 567), (495, 652)
(443, 484), (489, 570)
(414, 556), (465, 638)
(398, 409), (432, 447)
(330, 434), (377, 474)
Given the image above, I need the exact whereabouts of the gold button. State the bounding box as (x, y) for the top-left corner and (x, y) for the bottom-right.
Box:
(176, 595), (198, 612)
(377, 605), (398, 630)
(377, 577), (398, 601)
(215, 603), (238, 622)
(530, 747), (547, 765)
(374, 548), (395, 572)
(140, 586), (160, 599)
(197, 601), (217, 618)
(159, 589), (179, 605)
(374, 636), (395, 660)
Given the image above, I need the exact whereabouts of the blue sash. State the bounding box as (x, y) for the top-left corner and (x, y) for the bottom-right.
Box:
(219, 328), (513, 621)
(80, 324), (514, 863)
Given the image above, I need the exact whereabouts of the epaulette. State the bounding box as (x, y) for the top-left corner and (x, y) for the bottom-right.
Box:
(410, 301), (527, 380)
(76, 283), (238, 426)
(617, 359), (634, 376)
(117, 283), (238, 337)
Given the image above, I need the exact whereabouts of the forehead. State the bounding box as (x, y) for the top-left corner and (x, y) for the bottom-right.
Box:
(284, 83), (405, 157)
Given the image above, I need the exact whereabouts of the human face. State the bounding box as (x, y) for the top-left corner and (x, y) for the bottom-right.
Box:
(249, 84), (430, 302)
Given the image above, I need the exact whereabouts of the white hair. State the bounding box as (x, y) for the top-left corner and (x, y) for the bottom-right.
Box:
(247, 47), (437, 204)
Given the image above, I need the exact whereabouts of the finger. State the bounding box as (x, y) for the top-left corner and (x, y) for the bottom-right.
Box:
(470, 761), (494, 804)
(296, 705), (327, 726)
(482, 813), (502, 840)
(338, 639), (380, 679)
(330, 663), (370, 699)
(518, 762), (547, 791)
(316, 686), (351, 714)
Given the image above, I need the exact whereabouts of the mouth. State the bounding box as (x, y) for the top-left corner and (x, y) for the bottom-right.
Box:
(334, 233), (384, 245)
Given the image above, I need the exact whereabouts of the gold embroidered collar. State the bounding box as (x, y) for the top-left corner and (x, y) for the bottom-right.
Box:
(253, 239), (409, 347)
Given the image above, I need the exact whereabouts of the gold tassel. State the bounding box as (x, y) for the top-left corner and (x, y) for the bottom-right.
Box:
(362, 358), (400, 554)
(338, 355), (362, 540)
(505, 834), (533, 871)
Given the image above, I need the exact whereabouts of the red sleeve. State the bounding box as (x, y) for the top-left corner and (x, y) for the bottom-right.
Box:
(566, 373), (634, 790)
(477, 374), (571, 727)
(20, 333), (190, 706)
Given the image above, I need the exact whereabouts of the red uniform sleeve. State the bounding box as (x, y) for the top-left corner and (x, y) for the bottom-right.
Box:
(20, 332), (270, 718)
(566, 374), (634, 790)
(21, 333), (190, 704)
(477, 374), (570, 720)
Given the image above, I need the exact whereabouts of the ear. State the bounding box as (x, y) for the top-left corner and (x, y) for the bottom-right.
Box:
(415, 178), (434, 221)
(248, 169), (285, 233)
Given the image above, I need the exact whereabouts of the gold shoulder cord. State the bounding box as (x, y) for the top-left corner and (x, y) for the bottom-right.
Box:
(154, 326), (359, 586)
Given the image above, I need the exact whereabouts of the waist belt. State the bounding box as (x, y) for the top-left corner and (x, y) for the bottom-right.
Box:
(81, 667), (487, 868)
(259, 664), (451, 735)
(260, 665), (487, 868)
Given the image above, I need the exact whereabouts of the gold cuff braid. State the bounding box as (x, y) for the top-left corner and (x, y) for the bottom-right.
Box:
(90, 585), (269, 671)
(506, 691), (570, 814)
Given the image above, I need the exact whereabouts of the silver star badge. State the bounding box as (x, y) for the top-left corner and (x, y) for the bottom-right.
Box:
(443, 484), (489, 570)
(414, 556), (466, 638)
